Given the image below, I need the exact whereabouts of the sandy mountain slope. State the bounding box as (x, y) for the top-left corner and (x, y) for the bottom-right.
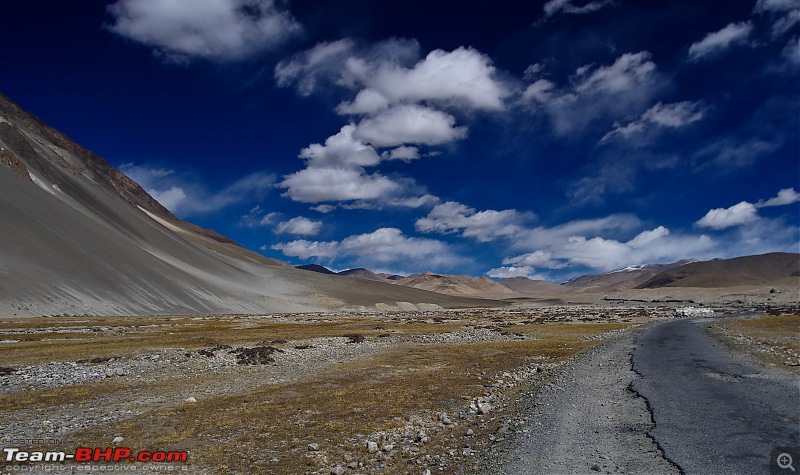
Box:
(499, 277), (572, 296)
(394, 272), (519, 298)
(636, 253), (800, 289)
(0, 92), (498, 316)
(562, 261), (695, 293)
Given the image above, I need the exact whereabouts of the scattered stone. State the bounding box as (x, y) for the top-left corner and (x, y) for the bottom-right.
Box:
(591, 463), (601, 471)
(112, 436), (124, 444)
(439, 412), (452, 425)
(347, 461), (359, 469)
(308, 443), (319, 452)
(466, 428), (474, 436)
(382, 444), (394, 452)
(114, 368), (125, 377)
(367, 441), (378, 453)
(330, 466), (345, 475)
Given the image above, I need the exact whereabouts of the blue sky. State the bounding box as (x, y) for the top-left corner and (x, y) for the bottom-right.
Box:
(2, 0), (798, 282)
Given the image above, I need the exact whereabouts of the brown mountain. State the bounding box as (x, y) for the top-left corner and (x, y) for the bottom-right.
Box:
(0, 92), (499, 316)
(562, 260), (695, 293)
(499, 277), (571, 296)
(394, 272), (518, 298)
(636, 253), (800, 288)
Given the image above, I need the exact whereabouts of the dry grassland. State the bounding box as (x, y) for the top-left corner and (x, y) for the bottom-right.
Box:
(0, 309), (654, 474)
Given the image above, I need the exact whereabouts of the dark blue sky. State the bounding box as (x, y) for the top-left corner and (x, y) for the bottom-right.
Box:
(2, 0), (798, 281)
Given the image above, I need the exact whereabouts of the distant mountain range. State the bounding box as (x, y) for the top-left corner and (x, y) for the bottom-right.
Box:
(297, 253), (799, 299)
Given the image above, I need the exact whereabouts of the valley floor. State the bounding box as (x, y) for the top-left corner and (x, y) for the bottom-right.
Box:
(0, 306), (796, 474)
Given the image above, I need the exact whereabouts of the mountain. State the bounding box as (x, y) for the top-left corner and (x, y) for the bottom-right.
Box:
(637, 253), (800, 289)
(394, 272), (519, 298)
(499, 277), (571, 296)
(562, 260), (695, 293)
(337, 268), (388, 282)
(0, 92), (499, 316)
(296, 264), (336, 275)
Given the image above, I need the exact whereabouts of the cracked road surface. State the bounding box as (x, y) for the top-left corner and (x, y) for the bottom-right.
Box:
(492, 327), (679, 474)
(632, 317), (800, 474)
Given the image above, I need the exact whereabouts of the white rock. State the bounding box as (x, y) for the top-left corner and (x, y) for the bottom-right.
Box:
(367, 441), (378, 453)
(307, 443), (319, 452)
(466, 428), (474, 436)
(330, 466), (345, 475)
(184, 397), (197, 403)
(382, 444), (393, 452)
(112, 436), (124, 444)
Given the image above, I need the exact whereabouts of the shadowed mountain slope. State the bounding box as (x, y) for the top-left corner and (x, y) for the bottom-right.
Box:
(636, 253), (800, 289)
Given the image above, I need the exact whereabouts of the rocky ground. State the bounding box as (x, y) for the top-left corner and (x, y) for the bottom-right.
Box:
(3, 304), (791, 474)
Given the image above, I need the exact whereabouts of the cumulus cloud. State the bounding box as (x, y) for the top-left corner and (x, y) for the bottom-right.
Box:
(275, 216), (322, 236)
(272, 227), (460, 270)
(522, 52), (662, 134)
(381, 146), (420, 161)
(697, 188), (800, 230)
(107, 0), (301, 62)
(688, 22), (753, 61)
(120, 163), (275, 216)
(757, 187), (800, 207)
(299, 124), (381, 168)
(353, 105), (467, 147)
(279, 166), (403, 203)
(415, 201), (535, 242)
(502, 250), (566, 269)
(696, 202), (759, 230)
(277, 40), (506, 207)
(601, 101), (705, 142)
(542, 0), (615, 18)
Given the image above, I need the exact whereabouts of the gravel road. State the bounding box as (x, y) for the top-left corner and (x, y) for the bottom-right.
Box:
(486, 326), (678, 474)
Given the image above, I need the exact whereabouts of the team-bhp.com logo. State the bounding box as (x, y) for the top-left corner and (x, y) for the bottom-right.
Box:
(4, 447), (188, 463)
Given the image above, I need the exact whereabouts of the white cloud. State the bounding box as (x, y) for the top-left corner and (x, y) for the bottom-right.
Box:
(381, 146), (420, 161)
(353, 105), (467, 147)
(754, 0), (800, 37)
(688, 22), (753, 61)
(120, 163), (275, 216)
(149, 186), (187, 211)
(502, 250), (566, 269)
(696, 201), (759, 230)
(365, 47), (509, 111)
(275, 216), (322, 236)
(757, 187), (800, 207)
(299, 124), (381, 168)
(694, 136), (781, 170)
(272, 227), (459, 269)
(542, 0), (615, 18)
(523, 52), (661, 134)
(107, 0), (301, 62)
(279, 166), (402, 203)
(486, 266), (536, 279)
(311, 204), (336, 213)
(415, 201), (534, 242)
(601, 101), (705, 142)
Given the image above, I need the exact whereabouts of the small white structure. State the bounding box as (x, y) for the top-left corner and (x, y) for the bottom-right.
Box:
(674, 306), (714, 317)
